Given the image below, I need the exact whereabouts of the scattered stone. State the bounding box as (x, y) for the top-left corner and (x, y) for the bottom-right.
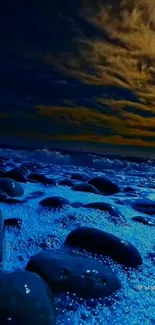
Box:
(65, 227), (142, 267)
(4, 167), (28, 182)
(71, 173), (89, 181)
(4, 218), (22, 229)
(123, 186), (135, 193)
(88, 176), (120, 195)
(72, 183), (100, 194)
(0, 178), (24, 197)
(132, 198), (155, 215)
(39, 196), (70, 208)
(83, 202), (127, 225)
(0, 271), (56, 325)
(59, 179), (74, 186)
(28, 173), (56, 185)
(26, 191), (45, 200)
(26, 249), (121, 298)
(132, 216), (155, 226)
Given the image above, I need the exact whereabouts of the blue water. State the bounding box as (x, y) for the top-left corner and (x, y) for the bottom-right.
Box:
(1, 149), (155, 325)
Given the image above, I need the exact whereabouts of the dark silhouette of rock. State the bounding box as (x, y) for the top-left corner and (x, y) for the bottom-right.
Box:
(71, 173), (89, 181)
(28, 173), (56, 185)
(72, 182), (100, 194)
(26, 249), (121, 298)
(88, 176), (120, 195)
(4, 167), (28, 183)
(59, 179), (74, 186)
(0, 178), (24, 197)
(132, 216), (155, 226)
(26, 191), (45, 200)
(4, 218), (22, 229)
(0, 271), (56, 325)
(132, 198), (155, 215)
(123, 186), (135, 193)
(83, 202), (127, 225)
(65, 227), (142, 267)
(39, 196), (70, 208)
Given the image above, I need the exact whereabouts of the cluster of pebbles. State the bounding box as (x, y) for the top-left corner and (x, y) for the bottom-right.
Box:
(0, 158), (154, 324)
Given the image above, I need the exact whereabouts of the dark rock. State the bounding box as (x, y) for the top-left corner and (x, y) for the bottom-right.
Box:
(4, 167), (28, 183)
(83, 202), (127, 225)
(0, 178), (24, 197)
(132, 216), (155, 226)
(39, 196), (70, 208)
(132, 198), (155, 215)
(59, 179), (74, 186)
(26, 249), (121, 298)
(72, 183), (100, 194)
(88, 177), (120, 195)
(28, 173), (56, 185)
(26, 191), (45, 200)
(65, 227), (142, 267)
(1, 197), (26, 204)
(0, 271), (56, 325)
(4, 218), (22, 229)
(123, 186), (135, 193)
(21, 161), (41, 172)
(71, 173), (89, 181)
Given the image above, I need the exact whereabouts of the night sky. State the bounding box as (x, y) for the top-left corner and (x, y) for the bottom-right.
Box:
(0, 0), (155, 157)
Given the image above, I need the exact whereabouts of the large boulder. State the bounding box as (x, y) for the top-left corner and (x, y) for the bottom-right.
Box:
(71, 173), (89, 181)
(26, 249), (121, 298)
(39, 196), (70, 209)
(65, 227), (142, 267)
(4, 167), (28, 183)
(0, 178), (24, 197)
(88, 176), (120, 195)
(28, 173), (56, 185)
(0, 271), (56, 325)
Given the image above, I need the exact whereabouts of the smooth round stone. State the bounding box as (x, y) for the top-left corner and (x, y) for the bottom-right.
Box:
(0, 178), (24, 197)
(0, 271), (56, 325)
(132, 216), (155, 226)
(65, 227), (142, 267)
(71, 173), (89, 181)
(59, 179), (73, 186)
(88, 176), (120, 195)
(83, 202), (127, 225)
(4, 218), (22, 229)
(26, 249), (121, 298)
(4, 167), (28, 182)
(39, 196), (70, 208)
(72, 183), (100, 194)
(123, 186), (135, 193)
(132, 198), (155, 215)
(28, 173), (56, 185)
